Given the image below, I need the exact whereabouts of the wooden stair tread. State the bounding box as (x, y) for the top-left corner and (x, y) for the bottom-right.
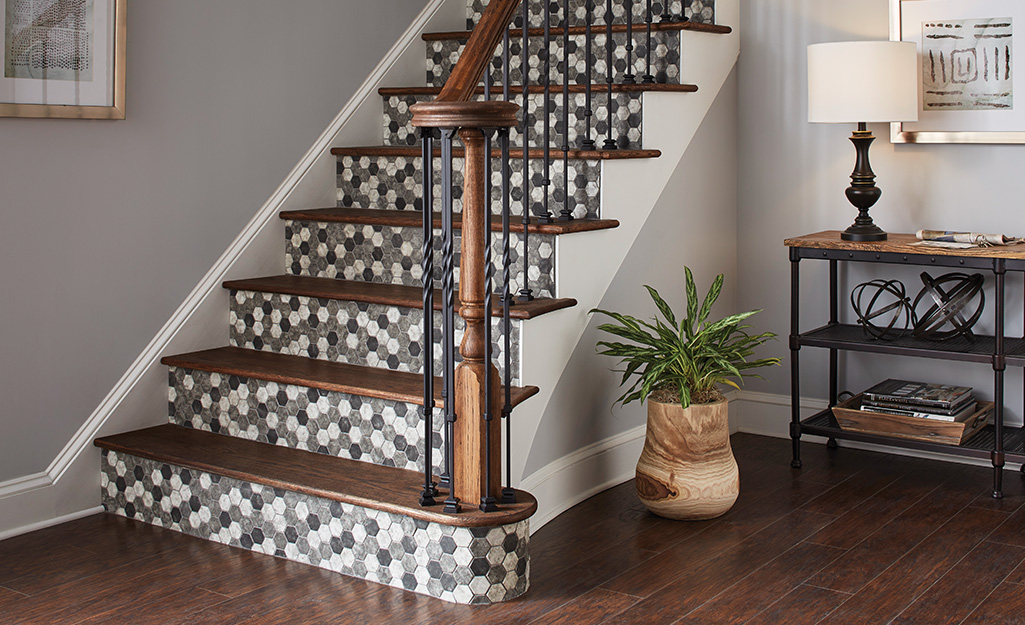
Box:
(330, 145), (660, 161)
(423, 20), (733, 41)
(161, 346), (539, 409)
(280, 207), (619, 235)
(223, 275), (576, 320)
(95, 425), (537, 528)
(379, 83), (698, 97)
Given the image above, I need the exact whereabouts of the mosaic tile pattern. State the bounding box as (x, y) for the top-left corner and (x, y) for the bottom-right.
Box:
(384, 92), (643, 150)
(428, 31), (681, 88)
(168, 367), (444, 474)
(467, 0), (714, 28)
(337, 153), (601, 221)
(285, 221), (557, 300)
(101, 450), (530, 604)
(228, 290), (521, 383)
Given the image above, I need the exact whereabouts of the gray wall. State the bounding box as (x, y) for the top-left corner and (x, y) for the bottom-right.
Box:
(525, 69), (739, 473)
(0, 0), (430, 482)
(738, 1), (1025, 418)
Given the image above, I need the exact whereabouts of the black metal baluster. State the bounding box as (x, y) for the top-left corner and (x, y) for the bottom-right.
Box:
(560, 0), (573, 220)
(660, 0), (673, 22)
(440, 126), (460, 514)
(642, 0), (655, 83)
(500, 26), (517, 505)
(419, 129), (438, 507)
(624, 0), (636, 84)
(603, 0), (618, 149)
(481, 127), (498, 513)
(540, 1), (554, 223)
(581, 0), (596, 150)
(517, 0), (534, 302)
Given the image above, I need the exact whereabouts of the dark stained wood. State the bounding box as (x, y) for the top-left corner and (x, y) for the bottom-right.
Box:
(961, 581), (1025, 625)
(785, 230), (1025, 261)
(379, 83), (699, 97)
(160, 346), (539, 410)
(891, 541), (1025, 625)
(986, 503), (1025, 548)
(330, 144), (661, 160)
(816, 507), (1011, 624)
(279, 207), (620, 235)
(528, 587), (638, 625)
(0, 587), (26, 609)
(410, 100), (519, 129)
(744, 584), (851, 625)
(433, 0), (520, 103)
(222, 275), (577, 320)
(677, 542), (845, 625)
(93, 425), (537, 528)
(422, 19), (733, 41)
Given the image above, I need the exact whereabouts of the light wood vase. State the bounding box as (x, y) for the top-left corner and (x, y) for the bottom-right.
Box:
(635, 398), (739, 520)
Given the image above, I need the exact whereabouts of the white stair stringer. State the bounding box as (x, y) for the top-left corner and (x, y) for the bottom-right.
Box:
(512, 0), (740, 527)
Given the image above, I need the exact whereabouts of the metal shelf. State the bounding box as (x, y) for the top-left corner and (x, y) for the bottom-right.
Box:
(801, 409), (1025, 463)
(797, 323), (1025, 366)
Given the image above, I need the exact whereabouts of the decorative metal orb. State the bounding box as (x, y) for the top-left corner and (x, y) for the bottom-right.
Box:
(851, 279), (913, 341)
(912, 272), (985, 342)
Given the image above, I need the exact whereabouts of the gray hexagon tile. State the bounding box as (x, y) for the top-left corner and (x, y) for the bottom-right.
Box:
(428, 31), (681, 88)
(228, 290), (521, 383)
(336, 153), (600, 221)
(284, 220), (557, 300)
(101, 450), (530, 604)
(168, 367), (445, 474)
(384, 92), (643, 150)
(467, 1), (714, 28)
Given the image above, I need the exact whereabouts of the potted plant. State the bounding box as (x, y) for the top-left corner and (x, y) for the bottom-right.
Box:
(591, 268), (780, 520)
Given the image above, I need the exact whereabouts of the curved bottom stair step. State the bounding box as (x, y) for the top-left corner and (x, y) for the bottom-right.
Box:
(96, 425), (535, 604)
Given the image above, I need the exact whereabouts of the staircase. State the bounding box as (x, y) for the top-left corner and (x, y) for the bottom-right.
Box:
(93, 0), (731, 605)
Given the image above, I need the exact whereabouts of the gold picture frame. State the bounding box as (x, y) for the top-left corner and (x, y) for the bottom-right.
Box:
(0, 0), (126, 119)
(891, 0), (1024, 144)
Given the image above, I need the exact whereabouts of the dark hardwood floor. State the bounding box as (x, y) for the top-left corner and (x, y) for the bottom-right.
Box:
(4, 433), (1025, 624)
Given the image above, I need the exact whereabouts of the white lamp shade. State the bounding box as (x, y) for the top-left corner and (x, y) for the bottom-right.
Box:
(808, 41), (919, 123)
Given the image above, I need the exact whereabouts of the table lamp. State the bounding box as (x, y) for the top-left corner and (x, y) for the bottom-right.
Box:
(808, 41), (919, 241)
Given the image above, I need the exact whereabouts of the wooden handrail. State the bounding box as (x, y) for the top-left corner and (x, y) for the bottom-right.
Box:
(435, 0), (521, 104)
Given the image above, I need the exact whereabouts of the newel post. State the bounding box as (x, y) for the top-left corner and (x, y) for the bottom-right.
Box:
(410, 101), (519, 507)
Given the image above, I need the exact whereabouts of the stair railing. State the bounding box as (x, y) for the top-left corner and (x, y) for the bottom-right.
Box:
(412, 0), (689, 513)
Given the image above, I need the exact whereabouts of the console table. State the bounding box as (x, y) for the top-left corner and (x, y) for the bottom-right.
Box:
(786, 231), (1025, 498)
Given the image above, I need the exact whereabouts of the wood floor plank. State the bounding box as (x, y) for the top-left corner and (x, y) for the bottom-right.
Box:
(526, 588), (639, 625)
(808, 469), (986, 594)
(676, 542), (845, 625)
(891, 541), (1025, 625)
(603, 509), (836, 624)
(986, 503), (1025, 548)
(0, 586), (27, 609)
(75, 588), (229, 625)
(960, 582), (1025, 625)
(744, 584), (850, 625)
(804, 467), (949, 550)
(815, 507), (1011, 625)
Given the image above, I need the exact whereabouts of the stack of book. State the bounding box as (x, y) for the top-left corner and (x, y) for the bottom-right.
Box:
(859, 379), (976, 422)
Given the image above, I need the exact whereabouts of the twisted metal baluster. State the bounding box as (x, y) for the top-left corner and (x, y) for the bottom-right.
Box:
(603, 0), (618, 149)
(560, 0), (573, 220)
(517, 0), (534, 302)
(500, 27), (517, 505)
(643, 0), (655, 83)
(440, 126), (460, 514)
(581, 0), (596, 150)
(419, 129), (438, 507)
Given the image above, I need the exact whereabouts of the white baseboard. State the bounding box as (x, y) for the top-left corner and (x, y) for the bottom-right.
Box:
(0, 507), (104, 542)
(520, 425), (646, 531)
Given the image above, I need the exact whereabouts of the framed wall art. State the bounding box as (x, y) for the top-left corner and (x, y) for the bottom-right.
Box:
(891, 0), (1024, 143)
(1, 0), (125, 119)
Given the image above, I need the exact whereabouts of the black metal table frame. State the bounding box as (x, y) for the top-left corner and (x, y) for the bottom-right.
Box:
(788, 243), (1025, 499)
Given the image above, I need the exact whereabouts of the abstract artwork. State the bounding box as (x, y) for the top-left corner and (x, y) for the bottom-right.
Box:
(922, 18), (1012, 110)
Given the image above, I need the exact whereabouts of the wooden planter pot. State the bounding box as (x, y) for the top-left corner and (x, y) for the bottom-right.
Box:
(635, 398), (739, 520)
